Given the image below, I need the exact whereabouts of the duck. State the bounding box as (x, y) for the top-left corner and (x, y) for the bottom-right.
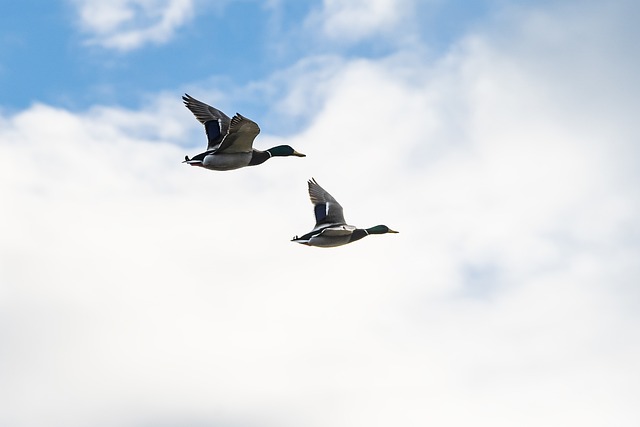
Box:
(182, 94), (305, 171)
(292, 178), (398, 247)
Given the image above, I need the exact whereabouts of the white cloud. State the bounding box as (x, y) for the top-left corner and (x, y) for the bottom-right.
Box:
(70, 0), (194, 51)
(2, 1), (640, 427)
(306, 0), (418, 45)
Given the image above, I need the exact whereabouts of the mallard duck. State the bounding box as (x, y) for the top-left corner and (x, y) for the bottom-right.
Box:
(292, 178), (398, 247)
(182, 94), (305, 170)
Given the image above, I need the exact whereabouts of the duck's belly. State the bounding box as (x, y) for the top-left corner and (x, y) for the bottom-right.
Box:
(308, 234), (353, 247)
(202, 152), (252, 171)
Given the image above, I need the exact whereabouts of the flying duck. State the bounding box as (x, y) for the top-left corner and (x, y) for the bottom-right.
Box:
(182, 94), (305, 171)
(292, 178), (398, 247)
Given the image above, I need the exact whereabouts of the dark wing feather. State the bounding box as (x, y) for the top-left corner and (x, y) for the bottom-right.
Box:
(307, 178), (346, 227)
(215, 113), (261, 153)
(183, 94), (232, 150)
(203, 119), (224, 151)
(182, 94), (231, 125)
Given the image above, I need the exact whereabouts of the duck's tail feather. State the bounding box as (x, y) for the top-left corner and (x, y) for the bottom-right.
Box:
(291, 235), (311, 245)
(182, 155), (204, 166)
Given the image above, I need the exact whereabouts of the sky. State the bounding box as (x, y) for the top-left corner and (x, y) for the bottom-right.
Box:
(1, 1), (639, 426)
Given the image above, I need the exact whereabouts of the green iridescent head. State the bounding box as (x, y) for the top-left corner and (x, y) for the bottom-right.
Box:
(267, 145), (306, 157)
(366, 225), (399, 235)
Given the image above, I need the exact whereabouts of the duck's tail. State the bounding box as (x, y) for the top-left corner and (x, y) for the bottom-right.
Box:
(182, 155), (203, 166)
(291, 235), (310, 245)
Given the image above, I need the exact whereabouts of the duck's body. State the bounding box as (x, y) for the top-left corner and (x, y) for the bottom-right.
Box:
(292, 224), (366, 247)
(182, 94), (305, 171)
(185, 151), (253, 171)
(292, 179), (398, 248)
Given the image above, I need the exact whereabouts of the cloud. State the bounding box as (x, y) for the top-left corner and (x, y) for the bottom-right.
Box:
(2, 1), (640, 426)
(69, 0), (194, 51)
(305, 0), (419, 45)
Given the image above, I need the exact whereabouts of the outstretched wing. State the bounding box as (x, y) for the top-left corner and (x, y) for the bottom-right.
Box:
(215, 113), (261, 153)
(182, 94), (231, 125)
(307, 178), (346, 228)
(182, 94), (231, 150)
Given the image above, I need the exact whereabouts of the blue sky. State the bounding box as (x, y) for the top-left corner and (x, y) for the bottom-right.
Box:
(1, 0), (505, 111)
(1, 1), (639, 427)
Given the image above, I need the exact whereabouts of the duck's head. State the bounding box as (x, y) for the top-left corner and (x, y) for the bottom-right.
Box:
(366, 225), (399, 235)
(267, 145), (306, 157)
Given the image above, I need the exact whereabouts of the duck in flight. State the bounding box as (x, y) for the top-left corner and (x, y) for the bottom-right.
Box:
(182, 94), (305, 171)
(292, 178), (398, 247)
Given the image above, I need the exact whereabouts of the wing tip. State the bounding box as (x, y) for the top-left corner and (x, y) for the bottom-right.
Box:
(182, 93), (194, 107)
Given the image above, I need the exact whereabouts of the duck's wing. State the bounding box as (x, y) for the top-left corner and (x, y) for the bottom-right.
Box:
(215, 113), (261, 153)
(182, 94), (231, 150)
(182, 94), (231, 125)
(307, 178), (347, 228)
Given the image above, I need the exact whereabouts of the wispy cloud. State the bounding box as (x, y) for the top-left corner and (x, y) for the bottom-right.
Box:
(305, 0), (419, 45)
(69, 0), (194, 51)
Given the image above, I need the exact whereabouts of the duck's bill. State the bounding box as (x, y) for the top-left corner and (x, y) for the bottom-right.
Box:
(292, 150), (306, 157)
(388, 229), (399, 233)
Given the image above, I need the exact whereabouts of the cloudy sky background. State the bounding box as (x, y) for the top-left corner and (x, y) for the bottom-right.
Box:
(1, 0), (639, 426)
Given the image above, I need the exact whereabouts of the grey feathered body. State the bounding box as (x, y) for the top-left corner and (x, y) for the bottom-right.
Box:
(298, 225), (359, 247)
(201, 152), (253, 171)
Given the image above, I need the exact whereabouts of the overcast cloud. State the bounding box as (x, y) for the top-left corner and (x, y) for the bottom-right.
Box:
(1, 1), (639, 426)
